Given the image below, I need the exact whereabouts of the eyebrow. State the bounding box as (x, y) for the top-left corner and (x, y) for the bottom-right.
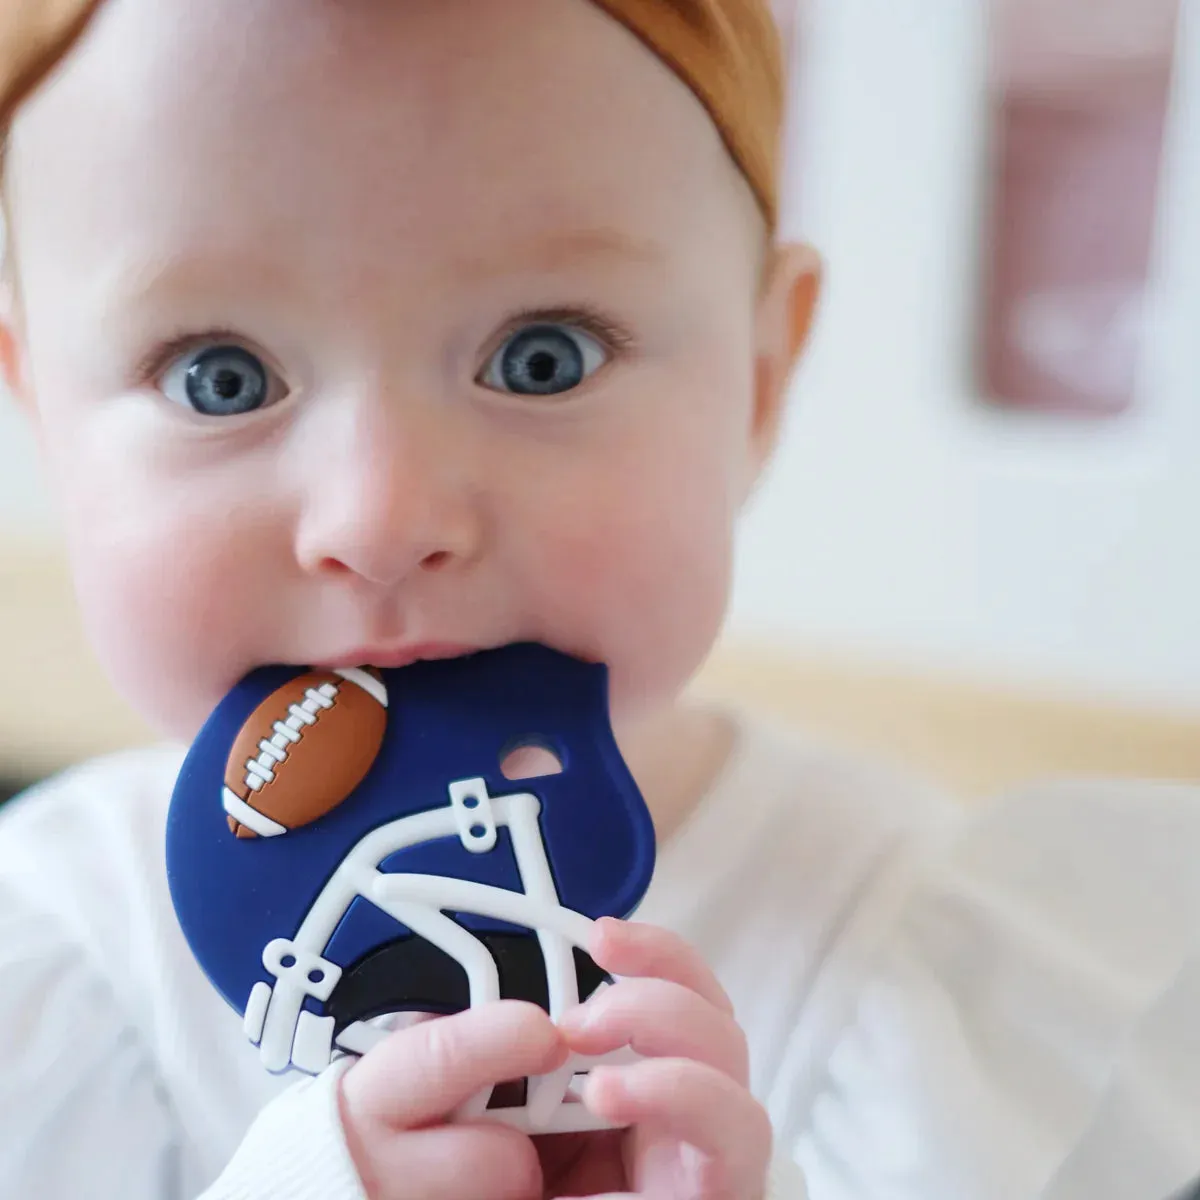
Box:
(91, 247), (299, 332)
(453, 226), (667, 279)
(95, 225), (665, 326)
(125, 250), (297, 301)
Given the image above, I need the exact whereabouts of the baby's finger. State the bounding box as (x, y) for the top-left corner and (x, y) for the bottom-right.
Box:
(361, 1123), (541, 1200)
(590, 918), (733, 1015)
(560, 976), (749, 1084)
(585, 1059), (773, 1196)
(342, 1000), (566, 1131)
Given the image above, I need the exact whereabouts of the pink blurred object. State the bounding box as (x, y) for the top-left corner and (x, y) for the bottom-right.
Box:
(981, 0), (1179, 415)
(992, 0), (1177, 99)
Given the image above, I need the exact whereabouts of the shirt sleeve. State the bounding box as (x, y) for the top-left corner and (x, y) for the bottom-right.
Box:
(0, 873), (366, 1200)
(200, 1059), (365, 1200)
(0, 742), (375, 1200)
(0, 880), (184, 1197)
(790, 778), (1200, 1200)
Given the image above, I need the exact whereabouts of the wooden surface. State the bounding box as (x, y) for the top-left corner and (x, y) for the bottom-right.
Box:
(2, 547), (1199, 795)
(693, 644), (1200, 794)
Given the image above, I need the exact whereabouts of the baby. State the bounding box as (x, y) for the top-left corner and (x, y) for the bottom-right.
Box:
(2, 2), (1200, 1199)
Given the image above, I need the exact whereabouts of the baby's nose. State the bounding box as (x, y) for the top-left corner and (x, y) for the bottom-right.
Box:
(291, 406), (483, 589)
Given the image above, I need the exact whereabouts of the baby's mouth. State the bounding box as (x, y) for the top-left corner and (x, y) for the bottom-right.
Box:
(315, 641), (480, 671)
(303, 638), (603, 677)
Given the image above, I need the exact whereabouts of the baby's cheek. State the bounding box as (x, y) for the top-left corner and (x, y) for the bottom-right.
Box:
(64, 508), (263, 740)
(608, 518), (732, 714)
(529, 463), (735, 717)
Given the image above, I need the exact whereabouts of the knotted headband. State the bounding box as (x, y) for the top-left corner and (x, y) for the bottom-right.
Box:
(0, 0), (783, 226)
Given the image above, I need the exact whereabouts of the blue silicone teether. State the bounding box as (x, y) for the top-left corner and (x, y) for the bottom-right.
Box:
(166, 643), (655, 1132)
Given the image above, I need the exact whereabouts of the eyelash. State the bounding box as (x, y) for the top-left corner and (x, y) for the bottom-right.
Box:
(481, 305), (637, 364)
(133, 305), (637, 388)
(134, 327), (251, 386)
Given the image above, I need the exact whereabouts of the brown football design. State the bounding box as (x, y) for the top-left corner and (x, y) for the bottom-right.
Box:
(222, 667), (389, 839)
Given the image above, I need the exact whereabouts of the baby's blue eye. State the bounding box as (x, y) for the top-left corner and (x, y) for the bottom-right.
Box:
(480, 324), (608, 397)
(160, 344), (284, 416)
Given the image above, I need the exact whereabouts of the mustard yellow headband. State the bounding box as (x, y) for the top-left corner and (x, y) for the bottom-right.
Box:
(0, 0), (782, 226)
(589, 0), (783, 226)
(0, 0), (104, 130)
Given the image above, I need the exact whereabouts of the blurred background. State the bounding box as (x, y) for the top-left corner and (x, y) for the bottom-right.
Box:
(0, 0), (1197, 797)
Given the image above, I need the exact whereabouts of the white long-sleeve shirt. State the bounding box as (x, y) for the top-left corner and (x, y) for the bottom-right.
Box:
(2, 715), (1200, 1198)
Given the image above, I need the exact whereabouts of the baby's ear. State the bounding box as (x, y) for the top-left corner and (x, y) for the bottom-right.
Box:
(0, 291), (30, 409)
(749, 241), (821, 472)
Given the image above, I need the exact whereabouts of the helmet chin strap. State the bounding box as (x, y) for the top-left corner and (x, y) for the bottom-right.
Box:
(245, 782), (638, 1133)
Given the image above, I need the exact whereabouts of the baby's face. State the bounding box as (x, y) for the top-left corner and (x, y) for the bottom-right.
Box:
(4, 0), (806, 739)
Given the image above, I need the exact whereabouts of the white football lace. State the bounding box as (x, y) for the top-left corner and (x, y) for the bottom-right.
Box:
(244, 682), (338, 793)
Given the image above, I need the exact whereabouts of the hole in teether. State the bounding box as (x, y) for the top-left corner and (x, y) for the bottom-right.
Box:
(463, 795), (479, 809)
(281, 955), (297, 969)
(500, 739), (563, 781)
(308, 969), (325, 984)
(487, 1078), (528, 1109)
(469, 824), (487, 839)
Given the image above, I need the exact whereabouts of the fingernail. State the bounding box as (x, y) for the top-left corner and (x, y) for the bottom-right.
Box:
(586, 1065), (625, 1101)
(592, 916), (626, 960)
(557, 1003), (593, 1033)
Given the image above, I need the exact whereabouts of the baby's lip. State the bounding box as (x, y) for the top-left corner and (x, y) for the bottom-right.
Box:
(318, 641), (479, 671)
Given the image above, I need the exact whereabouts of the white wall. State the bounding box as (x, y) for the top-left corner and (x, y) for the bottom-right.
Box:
(729, 0), (1200, 712)
(2, 0), (1199, 711)
(0, 399), (50, 535)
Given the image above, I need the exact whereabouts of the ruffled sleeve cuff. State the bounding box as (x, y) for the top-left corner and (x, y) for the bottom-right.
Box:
(202, 1058), (365, 1200)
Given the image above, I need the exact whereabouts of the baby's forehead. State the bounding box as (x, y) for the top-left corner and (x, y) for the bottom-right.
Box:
(10, 0), (751, 287)
(7, 0), (777, 234)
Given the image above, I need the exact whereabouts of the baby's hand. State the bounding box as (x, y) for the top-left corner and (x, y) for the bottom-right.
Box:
(550, 918), (773, 1199)
(338, 1000), (565, 1200)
